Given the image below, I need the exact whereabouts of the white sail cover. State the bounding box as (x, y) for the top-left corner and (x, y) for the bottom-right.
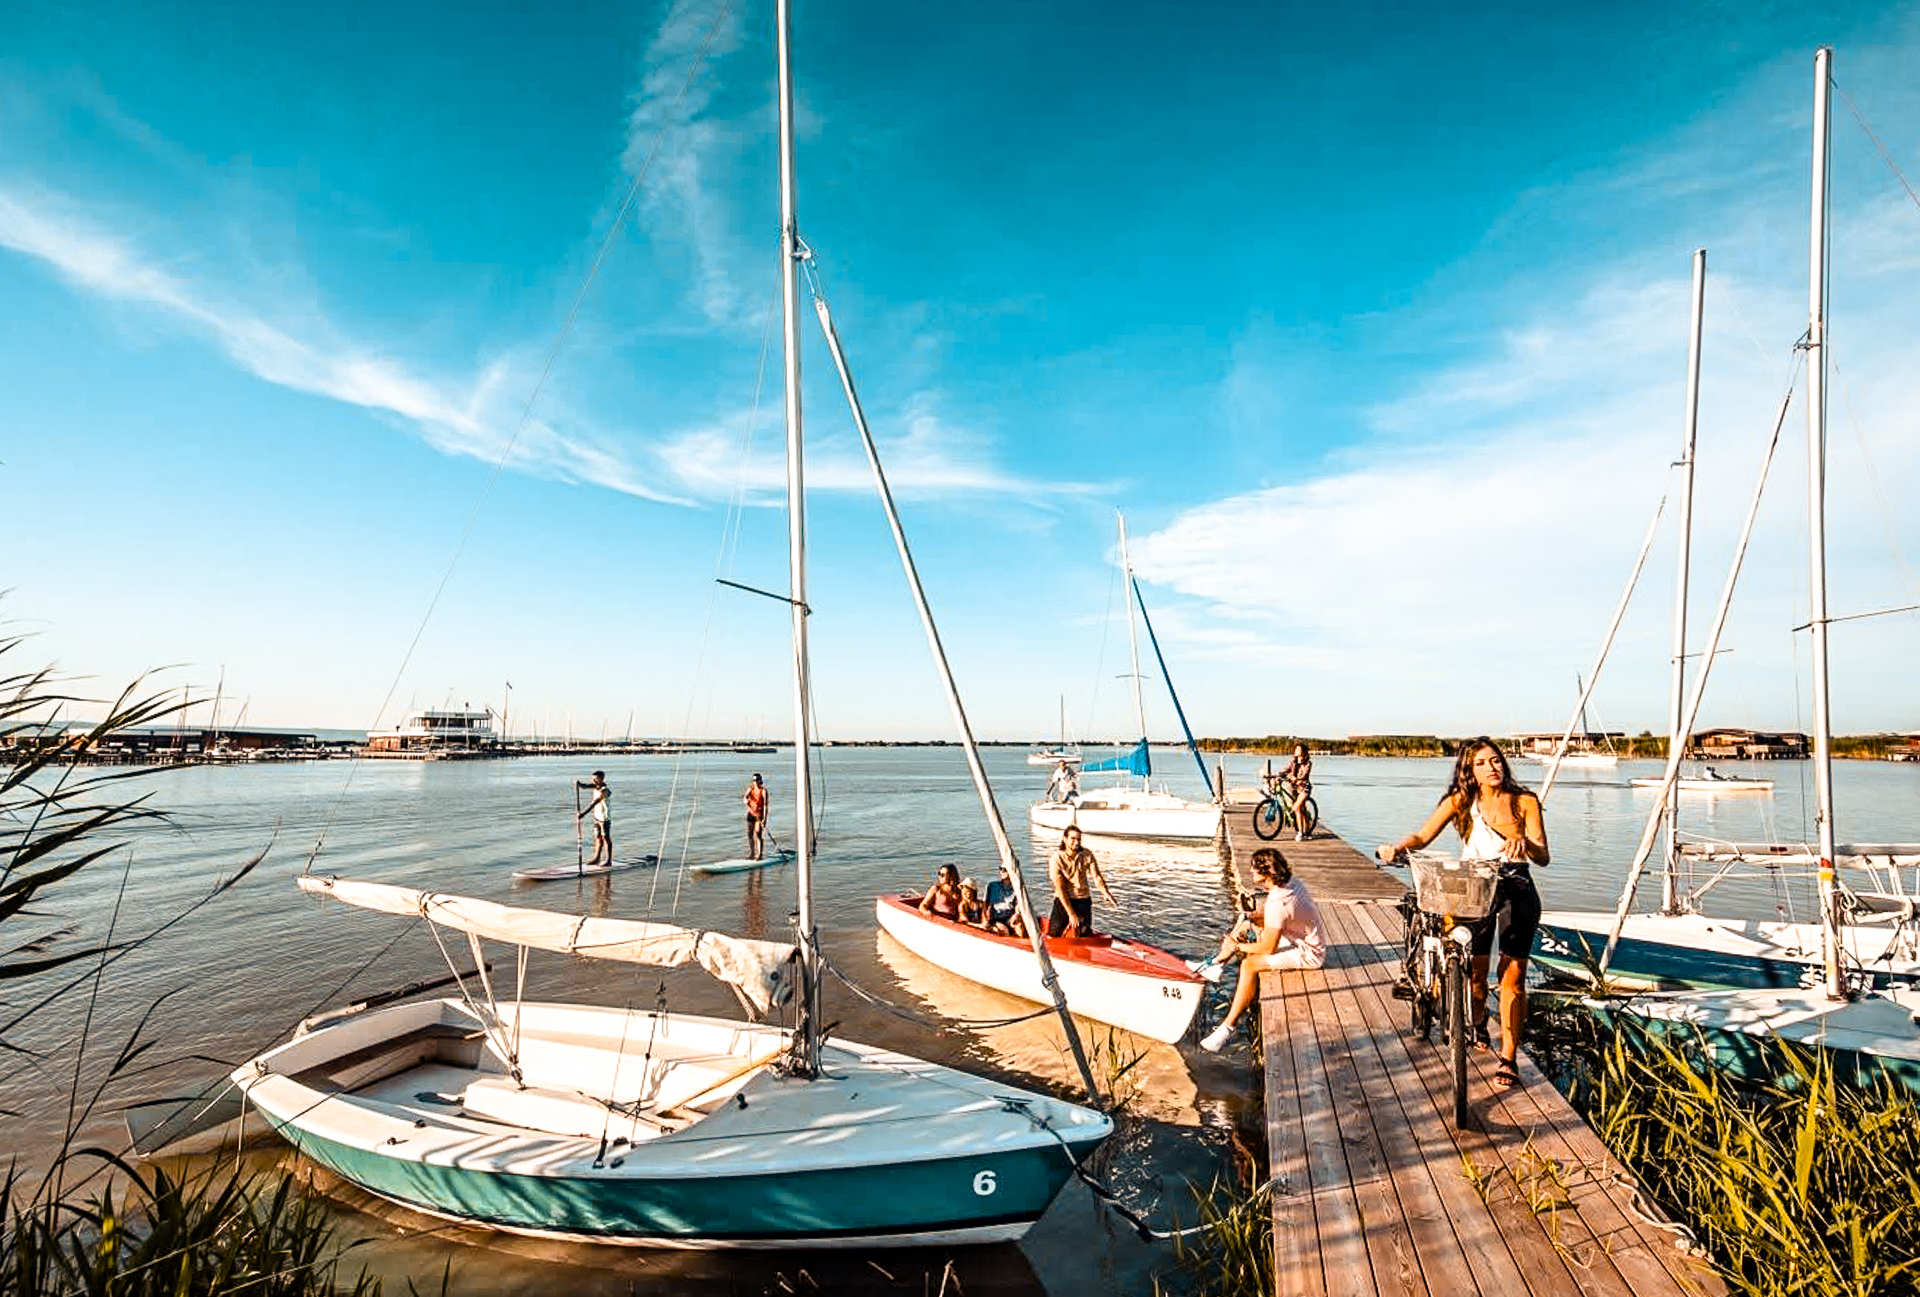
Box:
(298, 876), (796, 1015)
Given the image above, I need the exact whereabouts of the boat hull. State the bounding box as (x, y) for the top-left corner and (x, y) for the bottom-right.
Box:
(1536, 910), (1920, 991)
(1029, 790), (1219, 840)
(1629, 776), (1772, 793)
(235, 999), (1109, 1248)
(874, 895), (1204, 1043)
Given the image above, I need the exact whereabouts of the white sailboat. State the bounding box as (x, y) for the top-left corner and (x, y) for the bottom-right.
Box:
(232, 3), (1110, 1247)
(1563, 54), (1920, 1091)
(1030, 515), (1221, 841)
(1026, 696), (1082, 766)
(1528, 676), (1620, 769)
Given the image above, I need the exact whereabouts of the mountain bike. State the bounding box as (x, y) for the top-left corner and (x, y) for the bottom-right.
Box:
(1394, 853), (1498, 1127)
(1252, 775), (1318, 841)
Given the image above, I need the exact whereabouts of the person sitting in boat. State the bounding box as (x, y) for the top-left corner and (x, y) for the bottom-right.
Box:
(1047, 760), (1079, 805)
(1047, 827), (1114, 938)
(1374, 735), (1549, 1092)
(984, 863), (1027, 937)
(918, 862), (964, 922)
(956, 878), (988, 928)
(1200, 847), (1326, 1053)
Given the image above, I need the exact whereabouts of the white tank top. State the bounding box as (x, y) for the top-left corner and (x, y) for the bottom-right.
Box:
(1463, 801), (1507, 861)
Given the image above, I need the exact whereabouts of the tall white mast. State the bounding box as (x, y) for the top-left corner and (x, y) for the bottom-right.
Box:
(1805, 46), (1843, 1000)
(775, 0), (821, 1071)
(1662, 248), (1706, 914)
(1117, 514), (1148, 765)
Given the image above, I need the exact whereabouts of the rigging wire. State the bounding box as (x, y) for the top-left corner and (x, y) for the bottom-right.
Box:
(1833, 78), (1920, 221)
(301, 0), (738, 874)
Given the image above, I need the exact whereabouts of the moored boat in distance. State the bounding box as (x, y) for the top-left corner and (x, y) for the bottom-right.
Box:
(874, 894), (1205, 1044)
(363, 708), (502, 759)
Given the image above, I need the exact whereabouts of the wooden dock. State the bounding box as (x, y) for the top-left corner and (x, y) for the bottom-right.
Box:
(1216, 794), (1724, 1297)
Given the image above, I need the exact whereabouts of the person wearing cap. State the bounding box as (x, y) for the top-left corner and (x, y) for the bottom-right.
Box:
(984, 863), (1025, 936)
(741, 772), (769, 861)
(574, 770), (613, 867)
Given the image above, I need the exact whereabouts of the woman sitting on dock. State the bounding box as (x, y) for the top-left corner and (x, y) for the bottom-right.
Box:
(918, 863), (964, 922)
(1199, 848), (1326, 1052)
(1376, 736), (1549, 1092)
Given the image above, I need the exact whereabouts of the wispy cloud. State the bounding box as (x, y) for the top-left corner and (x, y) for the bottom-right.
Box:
(0, 181), (691, 504)
(655, 390), (1102, 504)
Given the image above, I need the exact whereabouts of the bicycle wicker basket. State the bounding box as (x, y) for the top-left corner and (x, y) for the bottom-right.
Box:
(1409, 857), (1499, 920)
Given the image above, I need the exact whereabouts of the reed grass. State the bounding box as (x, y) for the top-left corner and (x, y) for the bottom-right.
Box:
(1154, 1173), (1273, 1297)
(1, 624), (406, 1296)
(1537, 999), (1920, 1297)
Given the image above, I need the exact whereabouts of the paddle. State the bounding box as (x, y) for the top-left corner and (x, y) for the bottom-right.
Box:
(573, 784), (584, 875)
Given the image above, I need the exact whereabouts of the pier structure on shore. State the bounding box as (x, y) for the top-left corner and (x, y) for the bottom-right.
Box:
(1215, 788), (1724, 1296)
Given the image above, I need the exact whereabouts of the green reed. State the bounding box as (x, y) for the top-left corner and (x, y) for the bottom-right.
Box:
(2, 621), (407, 1296)
(1536, 999), (1920, 1297)
(1155, 1174), (1273, 1297)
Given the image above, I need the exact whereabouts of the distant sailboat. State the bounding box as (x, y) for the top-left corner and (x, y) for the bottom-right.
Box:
(1030, 515), (1220, 841)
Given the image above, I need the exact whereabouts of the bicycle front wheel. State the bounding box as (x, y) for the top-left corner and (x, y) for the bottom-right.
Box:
(1445, 953), (1469, 1127)
(1252, 798), (1285, 841)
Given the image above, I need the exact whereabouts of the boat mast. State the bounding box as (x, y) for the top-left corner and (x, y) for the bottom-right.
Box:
(1663, 248), (1706, 914)
(1805, 47), (1844, 1000)
(776, 0), (822, 1073)
(1117, 514), (1149, 780)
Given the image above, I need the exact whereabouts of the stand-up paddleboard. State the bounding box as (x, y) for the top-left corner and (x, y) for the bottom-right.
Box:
(512, 855), (658, 881)
(690, 847), (795, 876)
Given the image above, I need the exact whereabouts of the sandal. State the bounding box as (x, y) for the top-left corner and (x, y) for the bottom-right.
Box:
(1492, 1059), (1521, 1091)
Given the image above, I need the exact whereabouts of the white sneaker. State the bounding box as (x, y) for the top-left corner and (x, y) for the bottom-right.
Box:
(1199, 1023), (1234, 1053)
(1295, 830), (1308, 841)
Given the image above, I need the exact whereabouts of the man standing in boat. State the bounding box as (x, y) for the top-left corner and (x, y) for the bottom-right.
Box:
(742, 772), (769, 861)
(575, 770), (612, 868)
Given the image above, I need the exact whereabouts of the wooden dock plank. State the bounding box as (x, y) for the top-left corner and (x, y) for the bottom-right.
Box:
(1262, 968), (1327, 1297)
(1242, 822), (1722, 1297)
(1279, 963), (1377, 1297)
(1311, 906), (1491, 1297)
(1341, 900), (1722, 1296)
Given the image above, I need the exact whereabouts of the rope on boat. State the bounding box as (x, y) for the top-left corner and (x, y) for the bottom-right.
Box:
(817, 954), (1053, 1030)
(1000, 1095), (1281, 1241)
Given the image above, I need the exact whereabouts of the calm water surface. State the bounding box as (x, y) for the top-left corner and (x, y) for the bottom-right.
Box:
(12, 747), (1918, 1293)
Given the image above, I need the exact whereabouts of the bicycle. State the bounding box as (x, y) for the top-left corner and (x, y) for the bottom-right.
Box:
(1252, 775), (1318, 841)
(1393, 852), (1498, 1127)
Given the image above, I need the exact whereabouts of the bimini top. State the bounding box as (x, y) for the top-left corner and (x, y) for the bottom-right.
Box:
(296, 875), (796, 1016)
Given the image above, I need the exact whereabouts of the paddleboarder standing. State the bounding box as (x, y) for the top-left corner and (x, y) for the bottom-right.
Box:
(742, 773), (769, 861)
(575, 771), (612, 867)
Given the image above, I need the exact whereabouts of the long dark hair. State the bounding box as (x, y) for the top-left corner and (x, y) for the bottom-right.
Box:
(1250, 847), (1292, 886)
(1443, 736), (1530, 840)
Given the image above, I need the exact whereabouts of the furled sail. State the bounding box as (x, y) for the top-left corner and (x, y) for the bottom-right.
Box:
(297, 876), (796, 1015)
(1081, 739), (1150, 777)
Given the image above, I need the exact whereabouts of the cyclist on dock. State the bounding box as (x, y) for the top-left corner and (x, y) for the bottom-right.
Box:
(1277, 742), (1313, 841)
(1199, 848), (1325, 1052)
(1376, 736), (1549, 1092)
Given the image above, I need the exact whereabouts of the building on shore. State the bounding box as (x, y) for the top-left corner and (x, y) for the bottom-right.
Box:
(1689, 727), (1809, 760)
(363, 709), (501, 759)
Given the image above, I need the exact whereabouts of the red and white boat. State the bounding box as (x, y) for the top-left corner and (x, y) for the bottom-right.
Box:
(874, 894), (1206, 1044)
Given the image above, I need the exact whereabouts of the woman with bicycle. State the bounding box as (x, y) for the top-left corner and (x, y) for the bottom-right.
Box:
(1376, 736), (1548, 1092)
(1280, 743), (1313, 841)
(1198, 848), (1326, 1053)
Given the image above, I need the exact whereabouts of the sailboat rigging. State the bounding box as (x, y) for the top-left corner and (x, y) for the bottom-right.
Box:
(232, 0), (1110, 1246)
(1030, 514), (1222, 841)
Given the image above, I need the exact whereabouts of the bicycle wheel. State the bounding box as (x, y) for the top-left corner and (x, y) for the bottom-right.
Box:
(1299, 796), (1320, 836)
(1405, 924), (1433, 1041)
(1252, 797), (1285, 841)
(1445, 952), (1469, 1126)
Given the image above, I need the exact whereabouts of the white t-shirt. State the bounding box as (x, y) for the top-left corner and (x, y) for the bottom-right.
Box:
(1262, 879), (1327, 968)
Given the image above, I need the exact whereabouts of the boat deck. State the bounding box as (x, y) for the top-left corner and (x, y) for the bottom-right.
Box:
(1217, 796), (1725, 1296)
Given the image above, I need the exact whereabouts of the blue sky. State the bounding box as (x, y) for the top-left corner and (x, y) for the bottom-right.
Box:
(5, 0), (1917, 745)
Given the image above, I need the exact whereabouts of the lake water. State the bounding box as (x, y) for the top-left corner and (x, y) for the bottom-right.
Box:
(11, 746), (1917, 1294)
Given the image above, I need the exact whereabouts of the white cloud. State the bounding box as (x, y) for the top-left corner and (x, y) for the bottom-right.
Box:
(0, 181), (693, 504)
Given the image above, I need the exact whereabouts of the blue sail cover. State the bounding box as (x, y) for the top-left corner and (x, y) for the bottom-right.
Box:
(1082, 739), (1150, 777)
